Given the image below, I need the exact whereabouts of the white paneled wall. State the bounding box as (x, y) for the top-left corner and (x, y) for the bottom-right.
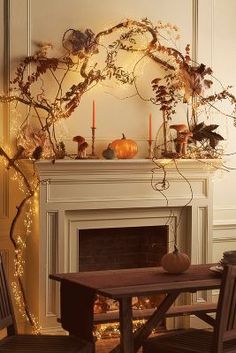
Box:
(213, 208), (236, 262)
(204, 0), (236, 256)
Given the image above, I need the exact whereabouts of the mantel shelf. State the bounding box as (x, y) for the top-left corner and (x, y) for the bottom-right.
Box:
(35, 158), (222, 177)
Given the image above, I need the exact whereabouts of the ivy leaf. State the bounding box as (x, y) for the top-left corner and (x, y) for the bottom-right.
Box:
(204, 124), (219, 132)
(192, 122), (205, 132)
(191, 122), (224, 149)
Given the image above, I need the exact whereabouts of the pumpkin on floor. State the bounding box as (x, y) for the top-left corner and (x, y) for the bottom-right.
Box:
(110, 133), (138, 159)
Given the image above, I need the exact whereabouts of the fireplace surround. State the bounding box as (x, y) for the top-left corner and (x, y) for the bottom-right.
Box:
(33, 158), (220, 333)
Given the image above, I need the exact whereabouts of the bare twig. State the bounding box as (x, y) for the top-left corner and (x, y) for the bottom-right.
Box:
(0, 146), (36, 328)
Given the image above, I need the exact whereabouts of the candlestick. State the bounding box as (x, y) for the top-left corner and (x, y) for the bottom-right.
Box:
(91, 126), (96, 156)
(146, 139), (153, 159)
(92, 100), (96, 128)
(88, 100), (99, 158)
(149, 113), (152, 142)
(88, 126), (99, 159)
(146, 113), (153, 158)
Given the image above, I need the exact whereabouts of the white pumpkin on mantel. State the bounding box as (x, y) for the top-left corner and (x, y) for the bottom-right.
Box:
(161, 245), (191, 274)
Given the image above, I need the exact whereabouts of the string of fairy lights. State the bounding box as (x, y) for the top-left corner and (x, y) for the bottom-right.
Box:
(94, 319), (147, 340)
(0, 148), (41, 334)
(11, 173), (41, 334)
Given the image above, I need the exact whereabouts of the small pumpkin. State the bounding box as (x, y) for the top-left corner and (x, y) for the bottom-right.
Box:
(102, 144), (115, 159)
(161, 245), (190, 274)
(110, 133), (138, 159)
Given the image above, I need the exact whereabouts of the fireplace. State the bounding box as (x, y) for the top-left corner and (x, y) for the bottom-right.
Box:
(34, 158), (220, 333)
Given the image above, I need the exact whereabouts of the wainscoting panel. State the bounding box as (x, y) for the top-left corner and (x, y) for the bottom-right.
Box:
(213, 208), (236, 262)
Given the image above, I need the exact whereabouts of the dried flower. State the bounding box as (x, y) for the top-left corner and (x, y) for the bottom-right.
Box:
(179, 62), (213, 102)
(33, 41), (53, 59)
(17, 125), (53, 158)
(63, 29), (98, 57)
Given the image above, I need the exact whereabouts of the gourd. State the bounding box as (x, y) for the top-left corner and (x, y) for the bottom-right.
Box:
(102, 144), (115, 159)
(161, 245), (190, 274)
(110, 133), (138, 159)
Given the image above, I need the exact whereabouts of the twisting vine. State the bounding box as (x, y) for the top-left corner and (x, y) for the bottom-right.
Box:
(0, 147), (40, 332)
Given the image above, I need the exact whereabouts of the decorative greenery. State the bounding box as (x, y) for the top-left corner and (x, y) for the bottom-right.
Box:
(0, 18), (234, 160)
(191, 122), (224, 149)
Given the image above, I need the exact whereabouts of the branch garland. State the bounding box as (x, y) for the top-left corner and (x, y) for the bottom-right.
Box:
(0, 147), (40, 332)
(0, 17), (235, 160)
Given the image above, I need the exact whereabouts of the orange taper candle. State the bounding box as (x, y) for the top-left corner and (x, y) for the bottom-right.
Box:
(92, 100), (96, 128)
(149, 113), (152, 141)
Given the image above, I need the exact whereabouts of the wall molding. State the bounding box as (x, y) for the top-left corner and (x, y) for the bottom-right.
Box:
(26, 0), (31, 57)
(45, 211), (59, 318)
(213, 207), (236, 242)
(214, 223), (236, 230)
(213, 208), (236, 224)
(213, 236), (236, 243)
(0, 0), (10, 219)
(192, 0), (198, 64)
(3, 0), (10, 140)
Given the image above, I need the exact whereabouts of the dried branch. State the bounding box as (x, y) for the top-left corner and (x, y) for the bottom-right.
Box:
(0, 146), (36, 327)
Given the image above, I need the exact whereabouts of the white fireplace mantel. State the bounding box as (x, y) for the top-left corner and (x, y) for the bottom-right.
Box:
(36, 158), (220, 208)
(34, 158), (220, 333)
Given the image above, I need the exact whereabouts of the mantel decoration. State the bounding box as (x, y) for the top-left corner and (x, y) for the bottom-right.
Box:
(110, 133), (138, 159)
(0, 18), (236, 333)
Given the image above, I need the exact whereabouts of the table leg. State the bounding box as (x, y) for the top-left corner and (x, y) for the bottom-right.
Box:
(110, 292), (179, 353)
(114, 297), (134, 353)
(120, 297), (134, 353)
(133, 292), (179, 352)
(60, 280), (95, 342)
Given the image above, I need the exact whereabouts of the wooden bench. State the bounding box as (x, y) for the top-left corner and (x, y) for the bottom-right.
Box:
(93, 303), (217, 324)
(57, 303), (217, 326)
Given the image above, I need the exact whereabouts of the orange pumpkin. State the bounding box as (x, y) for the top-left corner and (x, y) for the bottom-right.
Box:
(161, 245), (190, 274)
(111, 133), (138, 159)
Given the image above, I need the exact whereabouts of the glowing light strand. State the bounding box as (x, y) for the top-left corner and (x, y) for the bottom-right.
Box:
(0, 146), (41, 334)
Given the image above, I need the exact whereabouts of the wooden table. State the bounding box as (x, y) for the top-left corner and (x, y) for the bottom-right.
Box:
(50, 264), (221, 353)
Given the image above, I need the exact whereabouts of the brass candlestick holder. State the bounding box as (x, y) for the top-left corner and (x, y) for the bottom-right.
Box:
(146, 139), (153, 159)
(88, 126), (99, 159)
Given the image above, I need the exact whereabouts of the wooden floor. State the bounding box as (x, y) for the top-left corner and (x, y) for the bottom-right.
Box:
(96, 338), (120, 353)
(96, 337), (142, 353)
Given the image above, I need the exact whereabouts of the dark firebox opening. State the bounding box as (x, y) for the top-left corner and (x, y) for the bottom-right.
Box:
(79, 225), (168, 272)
